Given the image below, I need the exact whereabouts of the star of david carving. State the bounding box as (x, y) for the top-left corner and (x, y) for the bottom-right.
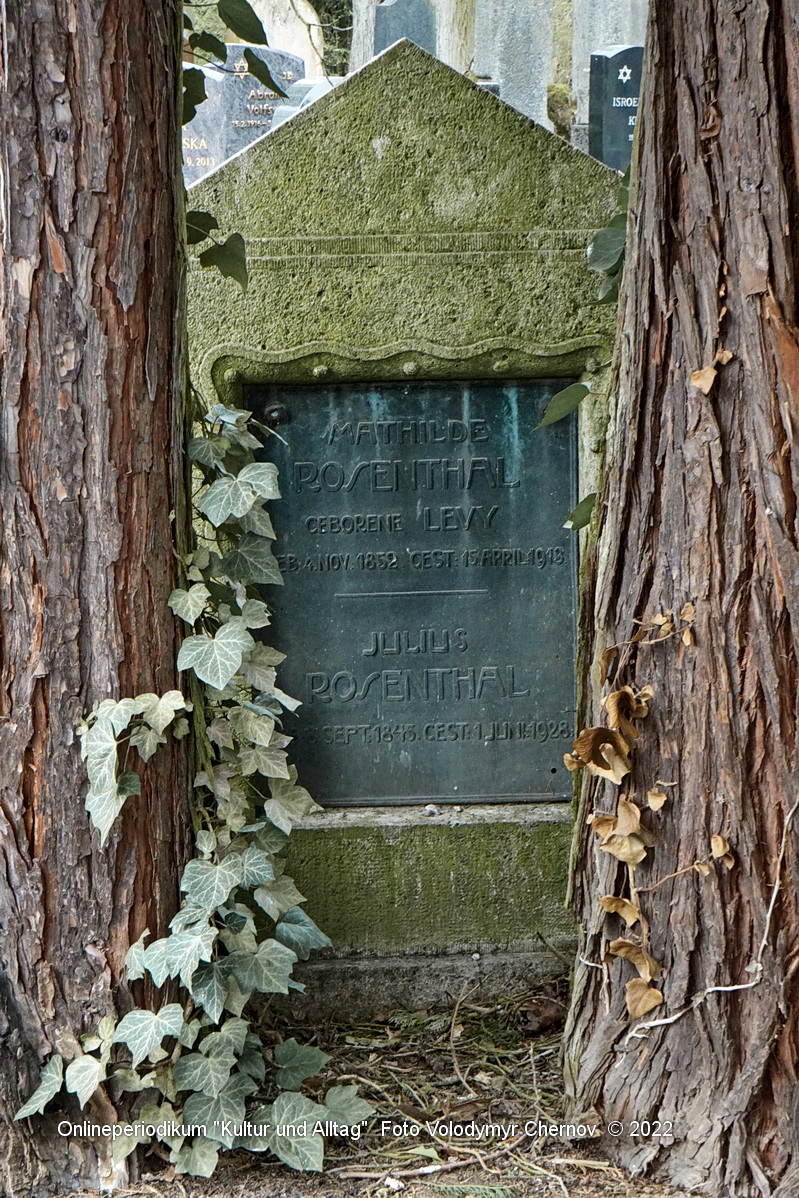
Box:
(618, 65), (633, 83)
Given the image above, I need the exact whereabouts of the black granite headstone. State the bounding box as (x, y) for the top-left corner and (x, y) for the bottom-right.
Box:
(246, 379), (577, 808)
(374, 0), (436, 56)
(182, 44), (304, 185)
(588, 45), (644, 171)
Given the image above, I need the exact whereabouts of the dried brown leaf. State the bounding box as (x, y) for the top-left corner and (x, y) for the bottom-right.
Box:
(625, 978), (664, 1019)
(609, 938), (663, 981)
(563, 753), (582, 772)
(691, 365), (718, 394)
(615, 798), (642, 837)
(587, 812), (617, 839)
(694, 860), (711, 876)
(571, 727), (631, 785)
(722, 853), (735, 870)
(599, 645), (618, 686)
(599, 833), (650, 868)
(599, 895), (641, 927)
(711, 834), (730, 859)
(647, 788), (668, 812)
(715, 348), (733, 365)
(682, 626), (695, 646)
(655, 621), (675, 640)
(679, 602), (696, 623)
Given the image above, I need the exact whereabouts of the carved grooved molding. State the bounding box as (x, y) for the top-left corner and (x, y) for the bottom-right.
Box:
(198, 335), (610, 402)
(228, 229), (598, 261)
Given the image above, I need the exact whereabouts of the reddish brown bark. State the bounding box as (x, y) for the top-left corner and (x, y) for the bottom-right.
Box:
(565, 2), (799, 1195)
(0, 1), (188, 1193)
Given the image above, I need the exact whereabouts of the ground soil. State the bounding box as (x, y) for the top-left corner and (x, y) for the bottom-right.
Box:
(56, 978), (696, 1198)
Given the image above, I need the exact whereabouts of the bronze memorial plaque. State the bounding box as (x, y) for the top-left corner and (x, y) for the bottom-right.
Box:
(246, 380), (577, 806)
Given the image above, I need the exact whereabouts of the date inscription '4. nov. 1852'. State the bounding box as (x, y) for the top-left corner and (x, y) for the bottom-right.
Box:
(246, 380), (577, 807)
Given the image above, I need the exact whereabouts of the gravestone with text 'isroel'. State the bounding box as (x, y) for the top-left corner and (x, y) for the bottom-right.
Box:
(588, 45), (644, 171)
(246, 379), (577, 808)
(182, 44), (304, 185)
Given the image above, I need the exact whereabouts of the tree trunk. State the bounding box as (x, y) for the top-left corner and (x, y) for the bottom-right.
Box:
(565, 1), (799, 1195)
(0, 2), (188, 1193)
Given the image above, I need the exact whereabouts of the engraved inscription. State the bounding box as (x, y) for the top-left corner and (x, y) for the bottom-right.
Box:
(247, 380), (577, 806)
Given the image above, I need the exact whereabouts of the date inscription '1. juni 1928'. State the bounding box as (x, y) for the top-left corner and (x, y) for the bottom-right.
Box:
(246, 380), (577, 807)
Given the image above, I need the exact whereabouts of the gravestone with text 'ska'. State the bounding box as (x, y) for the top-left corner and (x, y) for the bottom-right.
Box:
(182, 44), (304, 185)
(588, 45), (643, 171)
(247, 380), (577, 808)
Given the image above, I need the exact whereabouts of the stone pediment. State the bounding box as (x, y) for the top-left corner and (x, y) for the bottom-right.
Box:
(188, 39), (618, 398)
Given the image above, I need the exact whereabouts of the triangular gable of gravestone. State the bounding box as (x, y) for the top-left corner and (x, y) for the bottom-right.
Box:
(188, 40), (618, 396)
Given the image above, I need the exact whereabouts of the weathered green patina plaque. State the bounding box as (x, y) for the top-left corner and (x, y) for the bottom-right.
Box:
(246, 380), (576, 806)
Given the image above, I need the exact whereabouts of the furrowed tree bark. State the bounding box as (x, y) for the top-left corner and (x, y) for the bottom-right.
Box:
(0, 2), (188, 1194)
(565, 1), (799, 1195)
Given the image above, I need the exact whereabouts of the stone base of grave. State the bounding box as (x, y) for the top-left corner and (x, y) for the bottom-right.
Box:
(283, 804), (576, 1018)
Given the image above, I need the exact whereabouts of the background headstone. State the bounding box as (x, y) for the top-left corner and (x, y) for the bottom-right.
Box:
(588, 44), (643, 170)
(250, 0), (324, 74)
(571, 0), (647, 147)
(473, 0), (554, 127)
(182, 44), (305, 184)
(374, 0), (437, 55)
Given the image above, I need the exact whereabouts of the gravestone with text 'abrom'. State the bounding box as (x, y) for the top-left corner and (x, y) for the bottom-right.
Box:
(247, 379), (577, 807)
(182, 44), (304, 185)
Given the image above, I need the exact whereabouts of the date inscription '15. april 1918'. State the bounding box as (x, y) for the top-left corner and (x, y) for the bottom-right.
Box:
(246, 380), (577, 807)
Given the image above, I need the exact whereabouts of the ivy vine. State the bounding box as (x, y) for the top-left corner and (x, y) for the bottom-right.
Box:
(14, 0), (375, 1176)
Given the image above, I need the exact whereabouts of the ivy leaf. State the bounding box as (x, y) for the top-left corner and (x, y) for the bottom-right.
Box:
(200, 1017), (249, 1057)
(206, 718), (235, 749)
(182, 856), (244, 914)
(229, 705), (275, 748)
(275, 1039), (331, 1090)
(217, 0), (267, 44)
(199, 477), (258, 526)
(173, 1050), (234, 1098)
(65, 1055), (105, 1109)
(129, 724), (166, 763)
(15, 1056), (64, 1119)
(182, 1073), (258, 1148)
(190, 962), (229, 1023)
(240, 745), (288, 779)
(221, 533), (283, 585)
(199, 232), (248, 292)
(275, 907), (333, 961)
(124, 928), (150, 980)
(133, 690), (186, 735)
(188, 434), (229, 464)
(169, 584), (211, 625)
(238, 502), (276, 538)
(183, 67), (207, 124)
(239, 845), (276, 887)
(243, 48), (288, 97)
(225, 938), (297, 994)
(113, 1004), (184, 1068)
(267, 1092), (325, 1170)
(172, 1135), (220, 1177)
(188, 31), (227, 62)
(324, 1084), (375, 1127)
(117, 770), (141, 798)
(178, 624), (255, 690)
(104, 698), (139, 736)
(144, 927), (218, 989)
(537, 383), (589, 428)
(240, 643), (284, 690)
(253, 875), (306, 921)
(564, 492), (597, 531)
(238, 599), (271, 628)
(237, 462), (280, 500)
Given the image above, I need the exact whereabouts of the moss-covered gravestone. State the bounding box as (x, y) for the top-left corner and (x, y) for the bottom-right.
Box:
(188, 40), (616, 1016)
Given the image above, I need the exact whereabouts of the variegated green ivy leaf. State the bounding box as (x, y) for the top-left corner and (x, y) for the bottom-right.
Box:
(181, 856), (244, 914)
(275, 907), (333, 961)
(225, 938), (297, 994)
(65, 1054), (106, 1109)
(113, 1004), (184, 1069)
(177, 624), (254, 690)
(274, 1039), (330, 1091)
(15, 1055), (64, 1120)
(169, 584), (211, 625)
